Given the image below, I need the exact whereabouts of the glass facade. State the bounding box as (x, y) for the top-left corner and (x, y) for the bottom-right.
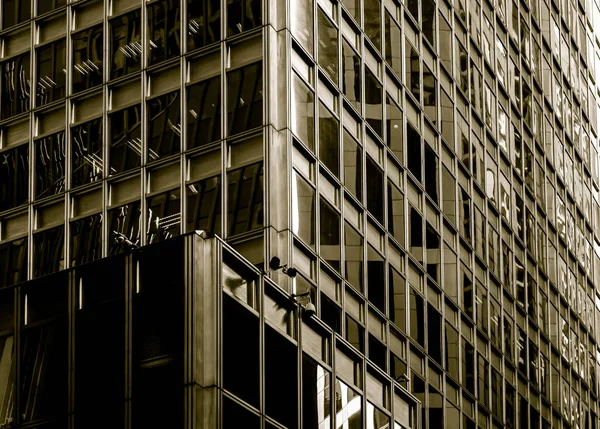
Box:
(1, 0), (600, 427)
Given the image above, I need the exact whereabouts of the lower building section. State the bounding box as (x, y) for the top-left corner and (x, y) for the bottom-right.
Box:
(0, 232), (419, 429)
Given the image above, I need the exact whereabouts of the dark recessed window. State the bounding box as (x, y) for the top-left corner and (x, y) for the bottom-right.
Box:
(108, 201), (142, 255)
(227, 0), (261, 36)
(389, 266), (405, 331)
(187, 75), (221, 148)
(70, 213), (102, 266)
(147, 188), (181, 243)
(344, 222), (363, 292)
(188, 0), (220, 49)
(319, 102), (339, 176)
(320, 198), (340, 271)
(147, 0), (181, 65)
(343, 130), (362, 200)
(33, 225), (65, 277)
(406, 122), (421, 181)
(342, 40), (361, 109)
(2, 0), (30, 28)
(427, 304), (442, 364)
(37, 0), (66, 15)
(72, 25), (103, 93)
(72, 117), (103, 188)
(1, 52), (31, 120)
(0, 144), (29, 211)
(147, 90), (181, 159)
(346, 315), (364, 352)
(109, 104), (142, 174)
(317, 9), (338, 84)
(409, 288), (424, 347)
(223, 397), (260, 428)
(227, 62), (263, 135)
(110, 11), (141, 80)
(187, 175), (222, 235)
(364, 68), (383, 137)
(0, 238), (27, 288)
(366, 155), (384, 223)
(35, 131), (66, 199)
(367, 246), (385, 312)
(387, 179), (404, 246)
(320, 293), (342, 333)
(369, 334), (387, 371)
(36, 39), (66, 106)
(227, 161), (264, 236)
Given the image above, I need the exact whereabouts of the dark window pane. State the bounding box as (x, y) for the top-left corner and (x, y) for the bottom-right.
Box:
(424, 144), (438, 203)
(292, 172), (315, 246)
(223, 397), (260, 428)
(344, 222), (363, 291)
(36, 39), (66, 106)
(35, 131), (66, 199)
(1, 52), (31, 120)
(387, 180), (405, 245)
(227, 161), (264, 236)
(265, 326), (298, 427)
(409, 288), (424, 346)
(384, 12), (401, 76)
(0, 144), (29, 211)
(427, 304), (442, 364)
(72, 117), (103, 187)
(0, 288), (15, 423)
(364, 0), (381, 49)
(366, 156), (384, 223)
(108, 201), (142, 255)
(70, 213), (102, 266)
(318, 9), (338, 84)
(426, 224), (440, 281)
(445, 322), (459, 379)
(227, 0), (261, 36)
(422, 0), (436, 47)
(368, 246), (385, 312)
(187, 175), (222, 235)
(319, 102), (339, 176)
(346, 315), (364, 352)
(291, 73), (315, 150)
(0, 238), (27, 288)
(109, 104), (142, 174)
(343, 130), (362, 199)
(188, 0), (220, 49)
(147, 188), (181, 243)
(321, 293), (341, 333)
(110, 11), (141, 80)
(302, 354), (331, 429)
(223, 293), (260, 407)
(389, 266), (405, 331)
(2, 0), (30, 28)
(148, 91), (181, 159)
(409, 206), (423, 263)
(227, 62), (263, 135)
(187, 76), (221, 148)
(406, 42), (420, 100)
(406, 122), (421, 180)
(320, 198), (340, 271)
(38, 0), (66, 15)
(369, 334), (386, 371)
(342, 40), (360, 109)
(462, 339), (475, 393)
(386, 95), (403, 161)
(72, 25), (103, 93)
(423, 63), (437, 122)
(365, 68), (383, 137)
(148, 0), (180, 65)
(33, 225), (65, 277)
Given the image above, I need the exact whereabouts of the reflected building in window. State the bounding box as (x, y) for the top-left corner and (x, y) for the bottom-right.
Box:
(0, 0), (600, 427)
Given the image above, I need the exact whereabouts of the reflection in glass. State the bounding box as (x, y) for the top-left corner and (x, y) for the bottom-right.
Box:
(227, 0), (261, 35)
(389, 266), (406, 331)
(318, 9), (339, 84)
(406, 123), (421, 181)
(406, 42), (420, 100)
(292, 171), (315, 247)
(386, 95), (403, 161)
(148, 91), (181, 159)
(366, 156), (384, 223)
(367, 402), (390, 429)
(227, 161), (264, 236)
(292, 0), (313, 53)
(109, 105), (142, 174)
(368, 245), (385, 312)
(38, 0), (66, 15)
(342, 40), (361, 110)
(36, 39), (66, 106)
(33, 225), (65, 277)
(110, 11), (141, 80)
(410, 288), (425, 346)
(320, 198), (341, 270)
(388, 180), (404, 245)
(2, 0), (30, 28)
(187, 175), (221, 235)
(227, 62), (263, 135)
(346, 315), (364, 352)
(0, 238), (27, 288)
(1, 52), (31, 120)
(72, 25), (103, 93)
(320, 103), (340, 176)
(70, 213), (102, 266)
(187, 76), (221, 148)
(343, 130), (362, 199)
(384, 12), (402, 76)
(0, 144), (29, 211)
(188, 0), (220, 49)
(35, 131), (66, 199)
(0, 289), (14, 425)
(345, 222), (363, 291)
(336, 379), (362, 429)
(291, 73), (315, 150)
(147, 188), (181, 243)
(303, 354), (332, 429)
(72, 118), (103, 187)
(108, 201), (142, 255)
(148, 0), (181, 65)
(364, 0), (381, 49)
(365, 68), (383, 137)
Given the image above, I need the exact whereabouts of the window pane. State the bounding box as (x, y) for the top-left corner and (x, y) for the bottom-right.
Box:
(187, 76), (221, 148)
(389, 266), (406, 331)
(388, 179), (405, 245)
(0, 144), (29, 211)
(147, 90), (181, 159)
(2, 0), (30, 28)
(0, 238), (27, 288)
(227, 62), (263, 135)
(384, 12), (402, 76)
(1, 52), (31, 120)
(320, 198), (341, 270)
(108, 201), (142, 255)
(147, 188), (181, 243)
(292, 171), (315, 247)
(110, 11), (141, 80)
(292, 0), (313, 53)
(302, 355), (331, 429)
(343, 130), (362, 200)
(187, 175), (222, 235)
(365, 67), (383, 137)
(346, 315), (364, 352)
(227, 0), (261, 36)
(109, 104), (142, 174)
(36, 39), (66, 106)
(188, 0), (220, 49)
(72, 118), (103, 188)
(35, 131), (66, 199)
(72, 25), (103, 93)
(367, 402), (390, 429)
(409, 288), (425, 346)
(364, 0), (381, 49)
(70, 213), (102, 266)
(368, 246), (385, 312)
(424, 144), (438, 202)
(406, 42), (420, 100)
(38, 0), (65, 15)
(33, 225), (65, 277)
(407, 123), (421, 180)
(147, 0), (180, 65)
(345, 222), (363, 291)
(319, 102), (340, 176)
(366, 156), (384, 223)
(386, 95), (403, 161)
(318, 9), (338, 84)
(342, 40), (361, 109)
(227, 161), (264, 236)
(291, 73), (315, 150)
(336, 379), (362, 428)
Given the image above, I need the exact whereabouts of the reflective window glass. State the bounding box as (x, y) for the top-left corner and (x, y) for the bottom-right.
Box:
(387, 179), (405, 245)
(292, 0), (313, 53)
(320, 197), (341, 271)
(187, 75), (221, 148)
(147, 0), (180, 65)
(147, 188), (181, 243)
(147, 90), (181, 160)
(188, 0), (220, 49)
(110, 11), (141, 80)
(108, 201), (142, 255)
(3, 0), (30, 28)
(0, 144), (29, 211)
(36, 39), (66, 106)
(366, 155), (384, 223)
(72, 117), (103, 188)
(1, 52), (31, 120)
(35, 131), (66, 199)
(343, 130), (362, 200)
(227, 0), (261, 36)
(302, 354), (331, 429)
(365, 68), (383, 137)
(319, 102), (340, 176)
(227, 161), (264, 236)
(292, 171), (315, 247)
(291, 73), (315, 150)
(70, 213), (102, 266)
(38, 0), (65, 15)
(336, 379), (362, 427)
(72, 25), (103, 93)
(33, 225), (65, 277)
(0, 238), (27, 288)
(318, 8), (339, 84)
(345, 222), (363, 291)
(187, 175), (222, 235)
(342, 40), (361, 109)
(109, 104), (142, 174)
(227, 62), (263, 136)
(384, 12), (402, 76)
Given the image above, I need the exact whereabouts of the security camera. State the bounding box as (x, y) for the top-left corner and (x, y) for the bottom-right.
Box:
(268, 256), (297, 278)
(303, 302), (316, 318)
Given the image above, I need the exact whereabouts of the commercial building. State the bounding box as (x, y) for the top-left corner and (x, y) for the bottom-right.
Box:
(0, 0), (599, 427)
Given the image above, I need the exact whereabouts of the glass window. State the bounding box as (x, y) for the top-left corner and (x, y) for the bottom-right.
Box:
(389, 266), (406, 331)
(407, 122), (421, 181)
(187, 75), (221, 148)
(319, 102), (340, 176)
(110, 11), (141, 80)
(424, 143), (439, 203)
(303, 354), (331, 429)
(336, 379), (362, 427)
(320, 197), (341, 270)
(342, 40), (361, 109)
(227, 161), (264, 236)
(321, 292), (342, 333)
(72, 117), (103, 188)
(0, 144), (29, 211)
(227, 0), (261, 36)
(1, 52), (31, 120)
(368, 245), (385, 312)
(38, 0), (65, 15)
(187, 175), (221, 235)
(0, 238), (27, 288)
(291, 0), (313, 53)
(3, 0), (30, 28)
(345, 222), (364, 291)
(387, 179), (405, 246)
(36, 39), (66, 106)
(147, 0), (180, 65)
(406, 41), (420, 100)
(292, 171), (316, 247)
(367, 402), (390, 429)
(423, 63), (437, 122)
(318, 8), (339, 84)
(35, 131), (66, 199)
(366, 156), (384, 223)
(147, 188), (181, 243)
(364, 0), (381, 49)
(410, 288), (425, 346)
(409, 206), (423, 263)
(346, 314), (364, 351)
(292, 73), (315, 150)
(384, 12), (401, 76)
(343, 130), (362, 200)
(188, 0), (220, 49)
(72, 24), (103, 93)
(33, 225), (65, 277)
(386, 95), (403, 161)
(365, 67), (383, 137)
(70, 213), (102, 266)
(109, 104), (142, 174)
(422, 0), (436, 47)
(446, 322), (459, 379)
(223, 396), (260, 428)
(108, 201), (142, 255)
(227, 62), (263, 136)
(147, 90), (181, 160)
